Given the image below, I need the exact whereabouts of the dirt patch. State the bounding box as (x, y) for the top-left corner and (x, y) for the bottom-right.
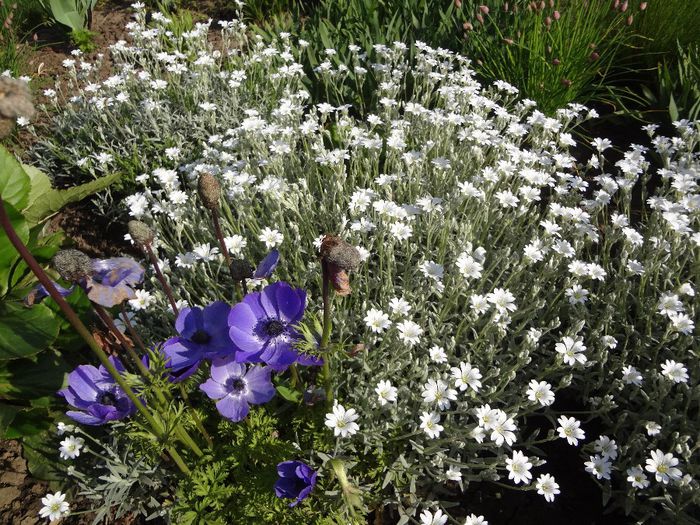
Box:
(0, 439), (48, 525)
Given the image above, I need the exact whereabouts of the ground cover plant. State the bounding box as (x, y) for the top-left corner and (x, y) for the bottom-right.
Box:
(1, 2), (698, 524)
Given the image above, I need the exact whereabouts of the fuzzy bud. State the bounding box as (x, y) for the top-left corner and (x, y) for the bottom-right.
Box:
(127, 220), (154, 247)
(320, 235), (361, 272)
(552, 58), (561, 66)
(589, 51), (600, 61)
(197, 173), (221, 211)
(229, 258), (254, 281)
(478, 4), (489, 14)
(553, 10), (560, 20)
(454, 0), (461, 8)
(560, 78), (572, 88)
(639, 2), (647, 10)
(463, 21), (473, 31)
(52, 249), (93, 283)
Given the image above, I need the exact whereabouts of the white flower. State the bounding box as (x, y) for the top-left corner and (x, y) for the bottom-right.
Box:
(445, 465), (462, 481)
(464, 514), (488, 525)
(56, 422), (75, 436)
(555, 336), (587, 366)
(669, 312), (694, 335)
(324, 403), (359, 438)
(364, 308), (391, 333)
(375, 380), (397, 405)
(420, 260), (444, 281)
(456, 253), (483, 280)
(192, 243), (220, 262)
(451, 362), (482, 392)
(489, 411), (517, 447)
(526, 380), (555, 406)
(661, 360), (689, 384)
(396, 320), (423, 346)
(59, 435), (84, 460)
(419, 411), (443, 439)
(594, 435), (618, 460)
(565, 284), (588, 305)
(621, 365), (643, 386)
(584, 455), (611, 480)
(645, 421), (662, 436)
(421, 379), (457, 410)
(258, 227), (284, 248)
(627, 466), (650, 489)
(657, 293), (684, 317)
(557, 416), (585, 446)
(645, 449), (682, 484)
(420, 509), (447, 525)
(129, 290), (156, 311)
(224, 234), (247, 255)
(486, 288), (516, 313)
(175, 252), (197, 269)
(390, 222), (412, 241)
(429, 346), (448, 363)
(535, 473), (560, 502)
(39, 491), (70, 521)
(389, 296), (411, 317)
(469, 294), (490, 315)
(505, 450), (533, 485)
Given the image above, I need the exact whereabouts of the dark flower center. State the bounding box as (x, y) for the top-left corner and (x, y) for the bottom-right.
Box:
(227, 377), (247, 393)
(190, 329), (211, 344)
(99, 391), (118, 406)
(263, 319), (285, 337)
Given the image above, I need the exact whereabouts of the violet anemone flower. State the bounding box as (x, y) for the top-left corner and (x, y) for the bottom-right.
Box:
(274, 461), (318, 507)
(228, 281), (306, 370)
(24, 281), (74, 306)
(199, 356), (275, 422)
(58, 357), (136, 425)
(86, 257), (145, 308)
(162, 301), (236, 381)
(253, 249), (279, 279)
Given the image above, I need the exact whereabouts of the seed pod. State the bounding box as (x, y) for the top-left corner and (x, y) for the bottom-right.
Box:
(52, 249), (93, 283)
(197, 173), (221, 211)
(229, 258), (254, 281)
(127, 220), (155, 247)
(320, 235), (361, 272)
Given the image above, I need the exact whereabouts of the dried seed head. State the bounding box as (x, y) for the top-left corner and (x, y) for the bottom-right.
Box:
(320, 235), (361, 272)
(52, 249), (93, 283)
(128, 220), (154, 247)
(229, 258), (254, 281)
(197, 173), (221, 211)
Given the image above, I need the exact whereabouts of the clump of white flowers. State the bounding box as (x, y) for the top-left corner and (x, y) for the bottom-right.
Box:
(31, 8), (698, 523)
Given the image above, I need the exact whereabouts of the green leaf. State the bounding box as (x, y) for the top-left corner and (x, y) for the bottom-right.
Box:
(275, 384), (302, 403)
(21, 430), (63, 481)
(0, 145), (30, 209)
(2, 407), (51, 438)
(0, 351), (69, 399)
(22, 164), (52, 216)
(0, 302), (61, 360)
(668, 93), (679, 121)
(0, 403), (20, 436)
(22, 171), (121, 225)
(0, 202), (28, 268)
(48, 0), (86, 31)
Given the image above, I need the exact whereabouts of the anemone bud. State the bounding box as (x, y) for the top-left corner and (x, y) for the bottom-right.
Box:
(52, 249), (93, 283)
(127, 220), (155, 247)
(230, 258), (254, 281)
(197, 173), (221, 211)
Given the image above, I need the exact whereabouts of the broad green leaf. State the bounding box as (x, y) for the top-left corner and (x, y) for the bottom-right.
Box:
(2, 407), (50, 438)
(0, 302), (61, 360)
(19, 430), (63, 481)
(276, 384), (302, 403)
(668, 93), (679, 122)
(48, 0), (85, 31)
(22, 171), (121, 225)
(0, 202), (28, 267)
(0, 145), (30, 209)
(0, 403), (20, 436)
(0, 351), (69, 400)
(22, 164), (52, 217)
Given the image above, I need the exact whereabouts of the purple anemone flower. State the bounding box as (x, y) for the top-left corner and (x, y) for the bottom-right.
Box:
(253, 249), (280, 279)
(58, 357), (136, 425)
(274, 460), (318, 507)
(24, 281), (74, 306)
(199, 356), (275, 422)
(162, 301), (236, 381)
(86, 257), (145, 308)
(228, 281), (306, 370)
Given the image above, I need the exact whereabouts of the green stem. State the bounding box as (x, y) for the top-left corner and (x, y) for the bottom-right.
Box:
(179, 384), (213, 448)
(0, 197), (190, 474)
(320, 260), (333, 405)
(144, 243), (179, 315)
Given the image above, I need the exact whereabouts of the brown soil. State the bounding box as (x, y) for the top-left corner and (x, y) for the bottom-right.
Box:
(0, 440), (48, 525)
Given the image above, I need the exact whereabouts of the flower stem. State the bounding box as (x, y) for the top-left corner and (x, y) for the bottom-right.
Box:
(0, 197), (190, 474)
(211, 210), (231, 268)
(320, 260), (333, 405)
(178, 384), (213, 448)
(144, 243), (179, 316)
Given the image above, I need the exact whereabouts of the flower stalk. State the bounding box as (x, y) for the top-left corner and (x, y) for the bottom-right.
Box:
(0, 197), (191, 474)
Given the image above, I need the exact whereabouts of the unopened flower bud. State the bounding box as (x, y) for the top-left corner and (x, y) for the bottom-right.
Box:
(545, 16), (552, 27)
(197, 173), (221, 211)
(320, 235), (361, 272)
(552, 58), (561, 66)
(620, 0), (628, 12)
(561, 78), (572, 88)
(52, 249), (93, 283)
(589, 51), (600, 61)
(626, 14), (633, 25)
(127, 220), (154, 247)
(478, 4), (489, 14)
(463, 21), (473, 31)
(553, 10), (560, 20)
(454, 0), (461, 8)
(476, 13), (484, 24)
(229, 258), (254, 281)
(639, 2), (647, 10)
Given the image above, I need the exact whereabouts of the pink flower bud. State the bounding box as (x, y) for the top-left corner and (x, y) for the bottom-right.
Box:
(463, 21), (473, 31)
(454, 0), (462, 8)
(476, 13), (484, 23)
(479, 4), (490, 14)
(621, 0), (628, 11)
(552, 58), (561, 66)
(561, 78), (572, 88)
(589, 51), (600, 61)
(545, 16), (552, 27)
(640, 2), (647, 10)
(553, 10), (561, 20)
(626, 14), (633, 25)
